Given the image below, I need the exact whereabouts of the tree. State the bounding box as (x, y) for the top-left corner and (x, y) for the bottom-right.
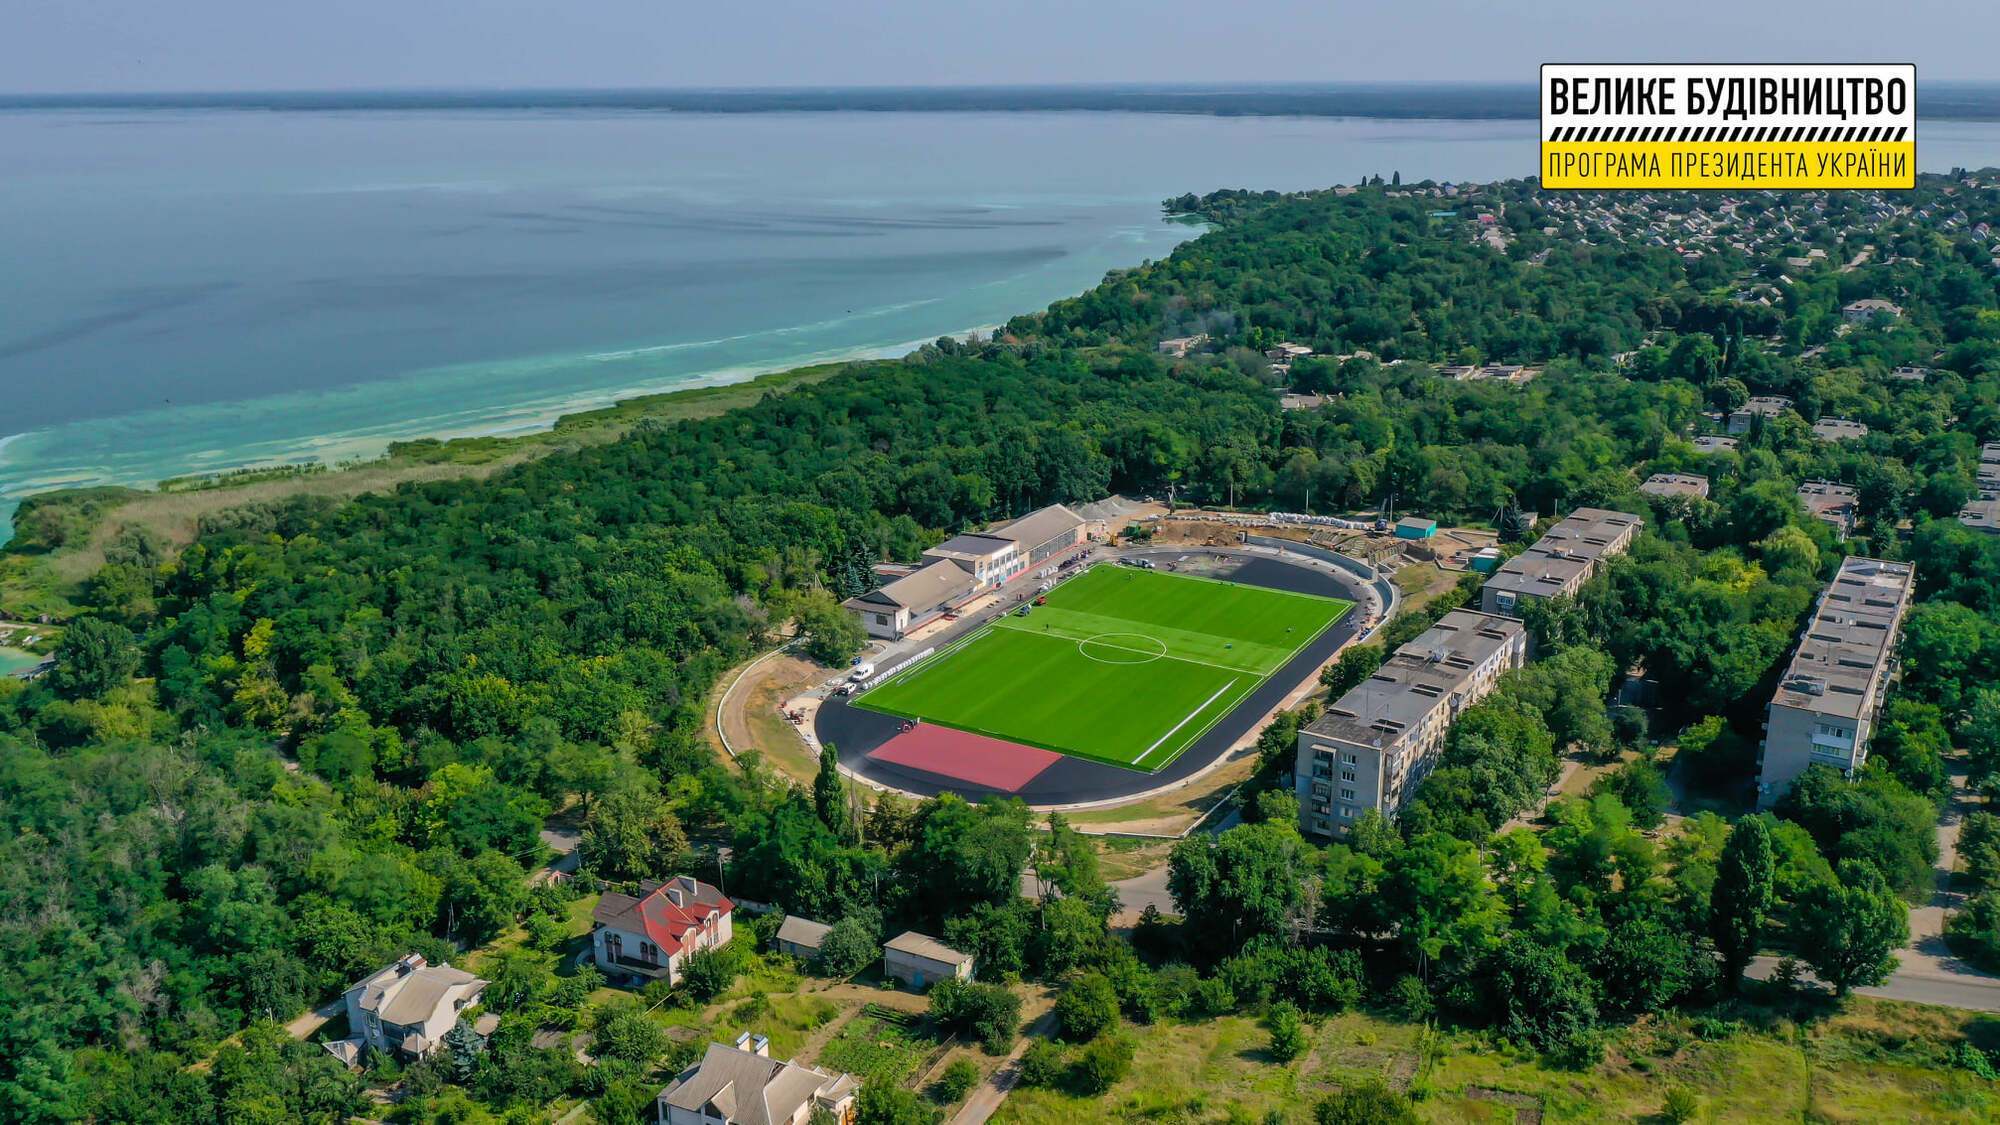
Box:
(794, 589), (867, 666)
(1711, 817), (1775, 988)
(814, 914), (879, 977)
(579, 782), (689, 881)
(1054, 973), (1119, 1042)
(47, 617), (140, 700)
(1793, 860), (1908, 996)
(1167, 821), (1307, 961)
(592, 1007), (667, 1065)
(813, 744), (857, 843)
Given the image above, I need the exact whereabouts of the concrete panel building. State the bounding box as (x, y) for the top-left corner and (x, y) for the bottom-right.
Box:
(1963, 442), (2000, 535)
(1797, 480), (1860, 538)
(1728, 396), (1794, 434)
(1295, 609), (1528, 837)
(1478, 507), (1643, 617)
(1756, 556), (1915, 807)
(1811, 417), (1870, 443)
(1640, 473), (1711, 499)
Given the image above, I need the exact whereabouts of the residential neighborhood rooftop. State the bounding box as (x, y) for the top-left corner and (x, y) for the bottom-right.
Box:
(1639, 472), (1710, 499)
(1811, 417), (1870, 442)
(1769, 557), (1914, 722)
(1304, 610), (1526, 749)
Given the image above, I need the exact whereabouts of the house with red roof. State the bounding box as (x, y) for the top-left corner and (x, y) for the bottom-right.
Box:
(591, 875), (734, 987)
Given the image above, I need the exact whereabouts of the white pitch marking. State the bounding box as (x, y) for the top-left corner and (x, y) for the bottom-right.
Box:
(1135, 677), (1239, 767)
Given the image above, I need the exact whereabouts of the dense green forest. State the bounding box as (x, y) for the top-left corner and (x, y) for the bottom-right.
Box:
(5, 172), (2000, 1122)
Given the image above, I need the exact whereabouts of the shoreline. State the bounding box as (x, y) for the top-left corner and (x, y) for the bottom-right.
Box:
(0, 324), (998, 546)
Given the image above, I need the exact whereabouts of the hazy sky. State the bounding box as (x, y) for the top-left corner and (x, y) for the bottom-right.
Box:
(6, 0), (1993, 93)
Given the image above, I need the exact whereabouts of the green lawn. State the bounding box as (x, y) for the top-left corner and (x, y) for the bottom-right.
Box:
(856, 565), (1350, 771)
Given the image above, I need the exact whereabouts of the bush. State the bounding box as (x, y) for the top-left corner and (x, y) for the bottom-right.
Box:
(1192, 975), (1237, 1017)
(1068, 1033), (1134, 1096)
(1016, 1040), (1067, 1089)
(1313, 1079), (1417, 1124)
(1267, 1001), (1307, 1062)
(1054, 972), (1119, 1042)
(678, 946), (736, 1002)
(1662, 1086), (1701, 1124)
(929, 1058), (980, 1103)
(1391, 975), (1434, 1023)
(928, 977), (1022, 1052)
(591, 1008), (666, 1066)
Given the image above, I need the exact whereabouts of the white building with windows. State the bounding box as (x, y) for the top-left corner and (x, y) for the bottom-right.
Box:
(843, 504), (1087, 639)
(1295, 609), (1527, 837)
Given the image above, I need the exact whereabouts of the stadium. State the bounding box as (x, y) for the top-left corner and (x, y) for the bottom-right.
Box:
(815, 550), (1365, 806)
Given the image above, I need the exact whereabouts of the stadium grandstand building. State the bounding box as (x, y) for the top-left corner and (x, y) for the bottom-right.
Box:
(843, 504), (1087, 639)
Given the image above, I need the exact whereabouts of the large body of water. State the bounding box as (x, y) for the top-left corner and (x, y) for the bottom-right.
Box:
(4, 109), (2000, 543)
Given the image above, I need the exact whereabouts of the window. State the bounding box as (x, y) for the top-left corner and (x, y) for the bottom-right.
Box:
(1341, 770), (1356, 782)
(1340, 787), (1357, 800)
(1339, 807), (1355, 819)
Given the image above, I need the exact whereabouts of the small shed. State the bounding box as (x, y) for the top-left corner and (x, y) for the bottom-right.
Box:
(1469, 546), (1505, 574)
(1394, 517), (1439, 540)
(882, 931), (974, 990)
(775, 915), (833, 961)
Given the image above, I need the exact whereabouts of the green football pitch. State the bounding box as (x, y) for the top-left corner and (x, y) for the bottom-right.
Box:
(854, 564), (1353, 772)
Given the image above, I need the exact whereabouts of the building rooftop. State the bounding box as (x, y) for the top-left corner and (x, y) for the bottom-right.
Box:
(1740, 395), (1794, 416)
(775, 915), (832, 951)
(1304, 610), (1526, 750)
(1691, 435), (1740, 453)
(1769, 557), (1914, 721)
(662, 1037), (857, 1125)
(351, 955), (485, 1028)
(990, 504), (1086, 550)
(1797, 481), (1859, 534)
(884, 931), (973, 967)
(1812, 417), (1870, 442)
(847, 558), (977, 612)
(1640, 472), (1711, 498)
(593, 877), (733, 958)
(1482, 507), (1643, 603)
(1961, 497), (2000, 535)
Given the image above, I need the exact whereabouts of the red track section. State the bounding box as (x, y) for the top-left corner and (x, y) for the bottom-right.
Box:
(866, 725), (1061, 793)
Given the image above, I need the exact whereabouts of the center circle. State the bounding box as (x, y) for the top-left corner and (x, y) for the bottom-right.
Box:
(1076, 632), (1168, 665)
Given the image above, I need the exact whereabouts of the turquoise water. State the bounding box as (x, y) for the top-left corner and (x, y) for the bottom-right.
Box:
(0, 647), (43, 676)
(4, 110), (1999, 544)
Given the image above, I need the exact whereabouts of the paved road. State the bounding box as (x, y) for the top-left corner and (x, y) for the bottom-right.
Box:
(1745, 768), (2000, 1012)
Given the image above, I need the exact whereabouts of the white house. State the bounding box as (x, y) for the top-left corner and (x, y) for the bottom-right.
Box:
(881, 931), (974, 990)
(658, 1032), (858, 1125)
(339, 954), (489, 1060)
(592, 876), (735, 987)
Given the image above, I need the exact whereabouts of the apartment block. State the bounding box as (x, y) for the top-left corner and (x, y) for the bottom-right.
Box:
(1479, 507), (1643, 616)
(1756, 556), (1915, 807)
(1295, 609), (1528, 837)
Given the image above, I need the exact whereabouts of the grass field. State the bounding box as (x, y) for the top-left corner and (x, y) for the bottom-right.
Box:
(855, 564), (1351, 771)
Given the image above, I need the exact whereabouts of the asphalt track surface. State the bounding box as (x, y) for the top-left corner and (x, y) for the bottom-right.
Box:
(816, 551), (1367, 805)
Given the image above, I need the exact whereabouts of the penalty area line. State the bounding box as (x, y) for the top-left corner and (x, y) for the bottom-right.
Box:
(1134, 677), (1238, 768)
